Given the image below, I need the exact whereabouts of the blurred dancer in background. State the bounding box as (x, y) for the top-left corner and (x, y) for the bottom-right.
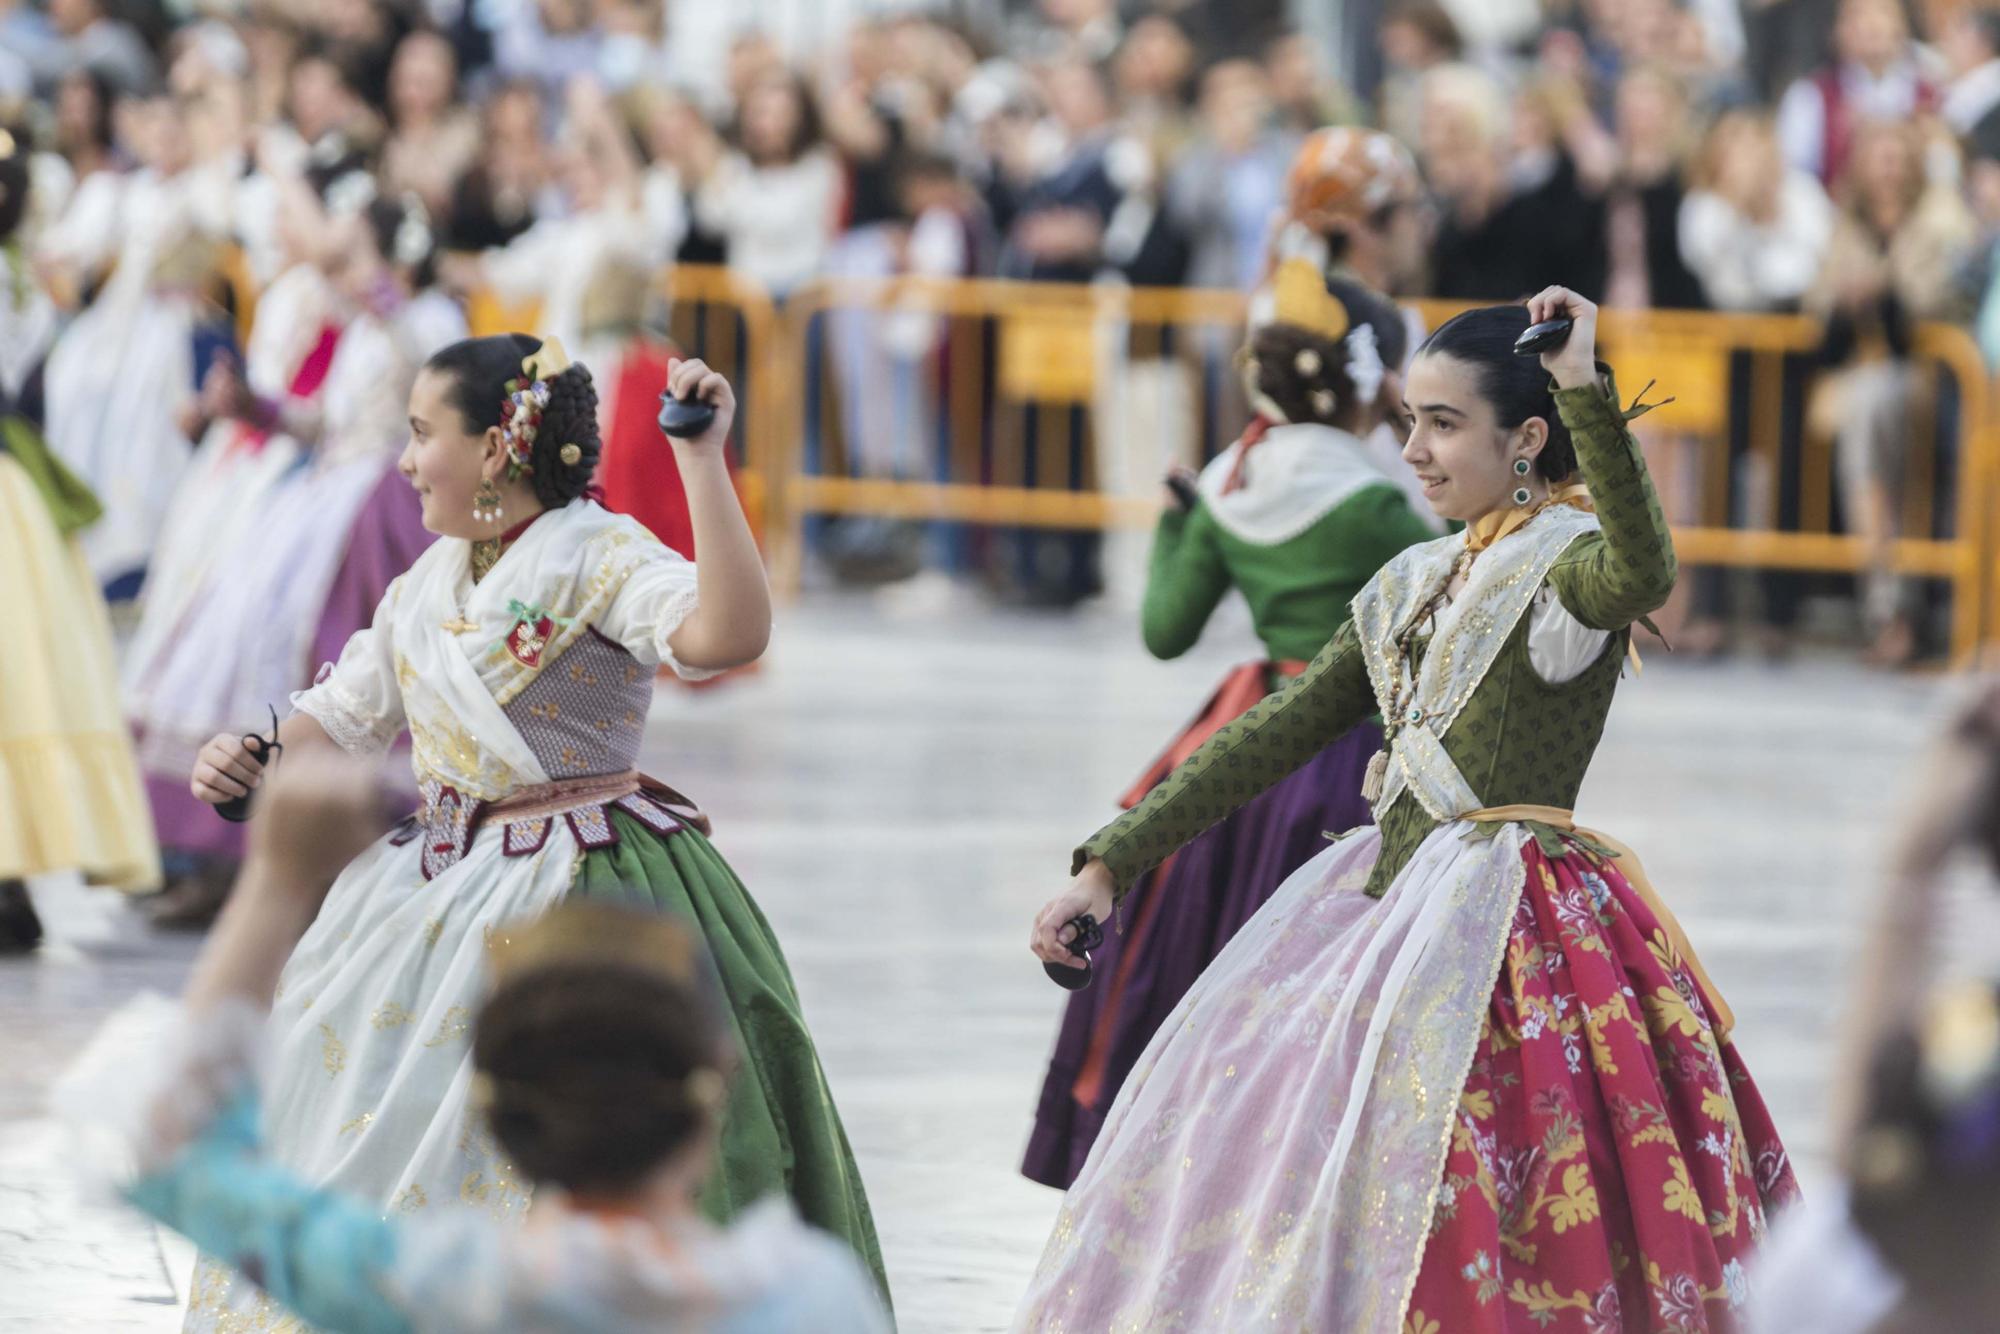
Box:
(0, 129), (159, 949)
(1023, 265), (1431, 1187)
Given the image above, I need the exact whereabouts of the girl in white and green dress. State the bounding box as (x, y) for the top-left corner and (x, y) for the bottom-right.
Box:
(183, 337), (883, 1328)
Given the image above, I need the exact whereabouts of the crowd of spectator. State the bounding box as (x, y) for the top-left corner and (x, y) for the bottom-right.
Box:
(9, 0), (2000, 651)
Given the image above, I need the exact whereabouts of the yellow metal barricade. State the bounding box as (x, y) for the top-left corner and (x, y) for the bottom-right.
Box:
(465, 268), (2000, 661)
(775, 283), (1998, 662)
(460, 266), (781, 556)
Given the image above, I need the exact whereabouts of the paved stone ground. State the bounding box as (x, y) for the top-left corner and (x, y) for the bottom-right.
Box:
(3, 584), (1989, 1332)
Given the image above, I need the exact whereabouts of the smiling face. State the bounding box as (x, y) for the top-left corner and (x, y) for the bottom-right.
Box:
(1400, 350), (1547, 523)
(401, 367), (505, 538)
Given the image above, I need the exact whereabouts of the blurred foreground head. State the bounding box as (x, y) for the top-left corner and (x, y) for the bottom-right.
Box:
(475, 902), (733, 1197)
(1846, 980), (2000, 1327)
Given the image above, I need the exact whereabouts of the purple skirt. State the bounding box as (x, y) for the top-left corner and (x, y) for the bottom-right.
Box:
(1021, 719), (1383, 1190)
(309, 464), (433, 675)
(145, 465), (430, 865)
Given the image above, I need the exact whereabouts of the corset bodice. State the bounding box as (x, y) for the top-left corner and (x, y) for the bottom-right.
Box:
(502, 628), (654, 781)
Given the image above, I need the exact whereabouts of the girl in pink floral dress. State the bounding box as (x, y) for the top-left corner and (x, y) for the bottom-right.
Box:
(1023, 288), (1797, 1333)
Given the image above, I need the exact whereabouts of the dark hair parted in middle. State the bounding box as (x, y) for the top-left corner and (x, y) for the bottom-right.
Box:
(1418, 305), (1581, 482)
(422, 334), (601, 508)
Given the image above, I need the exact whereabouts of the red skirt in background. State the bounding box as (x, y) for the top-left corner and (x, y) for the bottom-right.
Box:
(596, 340), (758, 688)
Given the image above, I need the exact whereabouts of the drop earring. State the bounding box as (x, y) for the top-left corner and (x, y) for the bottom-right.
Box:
(1511, 457), (1533, 507)
(473, 477), (504, 526)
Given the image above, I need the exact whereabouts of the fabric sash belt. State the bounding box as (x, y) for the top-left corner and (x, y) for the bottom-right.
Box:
(485, 769), (712, 836)
(1462, 803), (1735, 1039)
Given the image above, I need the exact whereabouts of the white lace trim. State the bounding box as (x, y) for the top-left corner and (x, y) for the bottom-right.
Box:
(291, 677), (396, 755)
(50, 994), (270, 1197)
(651, 581), (722, 682)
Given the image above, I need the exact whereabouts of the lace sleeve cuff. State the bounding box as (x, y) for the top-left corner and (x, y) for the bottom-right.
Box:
(291, 678), (397, 755)
(652, 582), (726, 683)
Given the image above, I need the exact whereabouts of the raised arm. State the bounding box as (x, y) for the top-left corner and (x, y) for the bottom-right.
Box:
(116, 755), (414, 1334)
(1529, 287), (1677, 631)
(658, 360), (773, 672)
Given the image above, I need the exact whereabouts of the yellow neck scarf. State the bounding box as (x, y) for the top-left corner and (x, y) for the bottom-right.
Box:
(1463, 481), (1594, 554)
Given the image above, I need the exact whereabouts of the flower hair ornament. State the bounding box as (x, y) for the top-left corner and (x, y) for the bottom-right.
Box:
(1343, 321), (1385, 408)
(498, 337), (572, 479)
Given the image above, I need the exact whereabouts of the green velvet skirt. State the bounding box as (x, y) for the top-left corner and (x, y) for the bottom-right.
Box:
(576, 810), (888, 1301)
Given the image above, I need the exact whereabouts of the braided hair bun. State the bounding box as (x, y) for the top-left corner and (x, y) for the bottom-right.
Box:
(527, 360), (600, 508)
(422, 333), (603, 508)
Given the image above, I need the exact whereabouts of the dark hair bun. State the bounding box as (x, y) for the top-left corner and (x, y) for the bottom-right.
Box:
(1251, 277), (1407, 430)
(473, 960), (729, 1195)
(422, 334), (603, 509)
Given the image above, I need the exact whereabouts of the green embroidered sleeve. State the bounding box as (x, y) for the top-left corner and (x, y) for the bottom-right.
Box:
(1139, 505), (1231, 660)
(1075, 618), (1375, 899)
(1546, 375), (1677, 631)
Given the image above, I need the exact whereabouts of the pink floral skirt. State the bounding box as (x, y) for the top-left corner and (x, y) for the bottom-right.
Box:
(1408, 843), (1798, 1332)
(1017, 824), (1797, 1333)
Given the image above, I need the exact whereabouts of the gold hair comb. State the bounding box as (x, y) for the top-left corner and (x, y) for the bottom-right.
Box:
(522, 336), (572, 385)
(1271, 258), (1350, 342)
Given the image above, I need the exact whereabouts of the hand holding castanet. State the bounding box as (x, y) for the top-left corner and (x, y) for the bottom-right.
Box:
(657, 356), (735, 445)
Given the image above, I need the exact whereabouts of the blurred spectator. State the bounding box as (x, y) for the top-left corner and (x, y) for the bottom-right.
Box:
(1964, 144), (2000, 368)
(1167, 59), (1296, 292)
(993, 57), (1134, 282)
(46, 66), (116, 200)
(1807, 117), (1976, 667)
(380, 30), (479, 220)
(1675, 109), (1834, 659)
(633, 83), (726, 265)
(1423, 63), (1607, 300)
(693, 68), (839, 297)
(1604, 65), (1706, 311)
(276, 47), (379, 181)
(1940, 3), (2000, 153)
(1376, 1), (1460, 149)
(1680, 109), (1834, 311)
(1509, 74), (1614, 295)
(819, 21), (913, 234)
(442, 78), (549, 252)
(5, 0), (157, 97)
(1111, 13), (1195, 157)
(1418, 63), (1519, 299)
(1776, 0), (1939, 187)
(1264, 26), (1359, 134)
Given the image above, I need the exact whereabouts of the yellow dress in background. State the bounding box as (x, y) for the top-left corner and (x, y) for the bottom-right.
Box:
(0, 435), (160, 890)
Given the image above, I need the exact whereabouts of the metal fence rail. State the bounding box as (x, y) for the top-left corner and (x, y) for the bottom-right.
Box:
(467, 266), (2000, 662)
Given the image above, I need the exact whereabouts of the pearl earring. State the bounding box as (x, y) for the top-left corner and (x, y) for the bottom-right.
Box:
(472, 477), (504, 526)
(1511, 457), (1533, 507)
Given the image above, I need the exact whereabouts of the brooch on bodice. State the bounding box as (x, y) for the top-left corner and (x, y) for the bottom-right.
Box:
(491, 599), (572, 668)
